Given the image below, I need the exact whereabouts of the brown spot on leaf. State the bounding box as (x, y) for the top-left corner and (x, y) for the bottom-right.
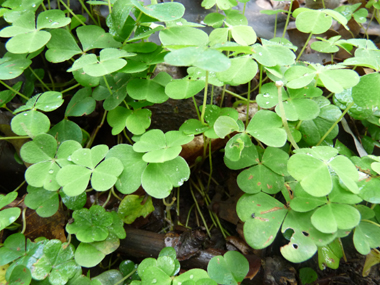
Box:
(263, 235), (273, 246)
(267, 184), (272, 189)
(248, 175), (253, 180)
(254, 217), (269, 221)
(260, 206), (283, 214)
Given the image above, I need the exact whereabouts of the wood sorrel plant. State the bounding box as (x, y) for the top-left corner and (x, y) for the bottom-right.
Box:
(1, 0), (380, 283)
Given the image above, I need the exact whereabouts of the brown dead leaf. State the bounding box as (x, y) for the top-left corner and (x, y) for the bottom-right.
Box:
(23, 206), (67, 242)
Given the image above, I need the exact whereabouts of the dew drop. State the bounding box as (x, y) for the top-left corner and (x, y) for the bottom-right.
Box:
(263, 93), (270, 98)
(67, 156), (72, 161)
(152, 279), (157, 284)
(32, 4), (36, 7)
(190, 275), (194, 279)
(52, 22), (58, 25)
(24, 113), (28, 116)
(49, 169), (54, 174)
(265, 101), (269, 105)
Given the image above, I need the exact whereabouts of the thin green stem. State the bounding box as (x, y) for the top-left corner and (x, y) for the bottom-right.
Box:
(176, 188), (180, 220)
(321, 0), (326, 9)
(29, 67), (51, 91)
(206, 139), (213, 193)
(362, 219), (380, 227)
(200, 71), (209, 125)
(191, 96), (201, 121)
(190, 183), (211, 237)
(282, 1), (293, 38)
(12, 180), (26, 192)
(59, 0), (86, 26)
(220, 85), (226, 107)
(296, 33), (313, 61)
(316, 101), (354, 146)
(123, 12), (143, 45)
(47, 0), (51, 9)
(276, 81), (299, 149)
(0, 80), (29, 101)
(224, 89), (255, 102)
(0, 136), (29, 140)
(246, 80), (251, 128)
(243, 3), (247, 15)
(201, 170), (219, 186)
(102, 190), (112, 208)
(364, 10), (375, 39)
(338, 238), (347, 262)
(86, 110), (108, 148)
(3, 105), (13, 114)
(78, 0), (99, 25)
(111, 187), (123, 201)
(123, 129), (133, 144)
(21, 207), (27, 234)
(258, 65), (263, 93)
(107, 0), (112, 14)
(274, 14), (278, 37)
(185, 204), (195, 228)
(103, 76), (113, 95)
(61, 83), (81, 94)
(114, 268), (138, 285)
(210, 84), (214, 105)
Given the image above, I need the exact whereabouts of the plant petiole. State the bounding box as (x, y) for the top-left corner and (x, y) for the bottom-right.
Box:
(316, 101), (354, 146)
(29, 67), (51, 91)
(21, 207), (27, 234)
(282, 0), (293, 38)
(0, 80), (29, 101)
(59, 0), (86, 26)
(296, 33), (313, 61)
(190, 183), (211, 237)
(86, 110), (108, 148)
(200, 71), (209, 125)
(12, 180), (26, 192)
(61, 83), (81, 94)
(114, 268), (137, 285)
(276, 81), (299, 149)
(0, 136), (29, 140)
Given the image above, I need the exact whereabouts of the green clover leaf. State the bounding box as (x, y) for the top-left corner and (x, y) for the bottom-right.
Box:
(133, 129), (193, 163)
(0, 192), (21, 231)
(57, 145), (123, 196)
(288, 146), (359, 197)
(117, 195), (155, 224)
(207, 251), (248, 285)
(20, 134), (82, 190)
(237, 192), (288, 249)
(31, 240), (78, 285)
(24, 185), (59, 217)
(142, 157), (190, 199)
(237, 147), (288, 195)
(0, 52), (32, 80)
(0, 10), (70, 54)
(246, 110), (287, 147)
(66, 205), (113, 243)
